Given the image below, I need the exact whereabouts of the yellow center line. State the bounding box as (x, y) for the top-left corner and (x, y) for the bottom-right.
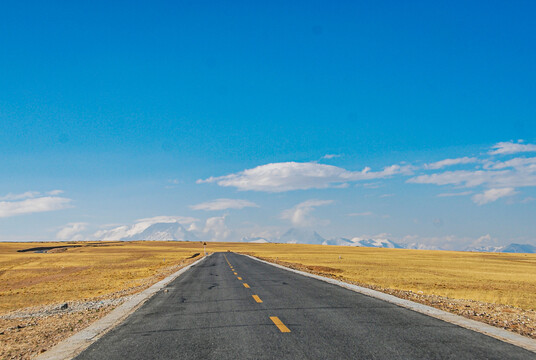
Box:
(252, 295), (263, 303)
(243, 283), (250, 288)
(233, 272), (238, 275)
(270, 316), (291, 333)
(237, 276), (242, 280)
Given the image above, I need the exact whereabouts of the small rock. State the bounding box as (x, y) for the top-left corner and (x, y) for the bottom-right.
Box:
(60, 303), (69, 310)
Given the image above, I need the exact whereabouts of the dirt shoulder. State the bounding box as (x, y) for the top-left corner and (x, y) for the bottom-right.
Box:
(254, 256), (536, 340)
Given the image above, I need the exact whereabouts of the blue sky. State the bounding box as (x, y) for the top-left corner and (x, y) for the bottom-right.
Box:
(1, 1), (535, 248)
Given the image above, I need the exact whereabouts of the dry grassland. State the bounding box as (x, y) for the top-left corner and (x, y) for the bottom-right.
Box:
(1, 240), (536, 358)
(208, 242), (536, 339)
(0, 241), (204, 314)
(1, 241), (204, 359)
(207, 242), (536, 310)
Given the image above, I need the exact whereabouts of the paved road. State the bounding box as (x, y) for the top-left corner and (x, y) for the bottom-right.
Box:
(76, 252), (535, 359)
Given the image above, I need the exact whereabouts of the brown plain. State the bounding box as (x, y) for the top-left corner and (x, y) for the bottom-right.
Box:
(206, 242), (536, 311)
(0, 241), (202, 314)
(2, 241), (536, 314)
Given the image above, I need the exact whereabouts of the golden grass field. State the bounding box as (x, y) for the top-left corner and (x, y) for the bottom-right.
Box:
(207, 242), (536, 311)
(3, 240), (536, 360)
(0, 241), (204, 314)
(2, 241), (536, 314)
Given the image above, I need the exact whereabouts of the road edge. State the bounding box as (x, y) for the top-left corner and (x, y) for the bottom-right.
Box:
(244, 254), (536, 354)
(36, 254), (210, 360)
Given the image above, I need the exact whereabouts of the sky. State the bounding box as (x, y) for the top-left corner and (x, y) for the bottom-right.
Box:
(1, 1), (535, 249)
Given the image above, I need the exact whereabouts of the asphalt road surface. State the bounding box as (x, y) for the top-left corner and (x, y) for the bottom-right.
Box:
(76, 252), (535, 360)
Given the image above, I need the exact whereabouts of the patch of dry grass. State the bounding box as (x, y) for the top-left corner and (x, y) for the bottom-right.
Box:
(0, 241), (203, 314)
(207, 242), (536, 311)
(2, 240), (536, 357)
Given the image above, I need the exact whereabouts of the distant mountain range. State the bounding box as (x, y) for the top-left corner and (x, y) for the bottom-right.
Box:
(279, 228), (326, 245)
(97, 220), (198, 241)
(98, 221), (536, 254)
(466, 243), (536, 254)
(260, 228), (404, 249)
(241, 237), (270, 244)
(267, 228), (535, 254)
(126, 222), (198, 241)
(323, 237), (403, 248)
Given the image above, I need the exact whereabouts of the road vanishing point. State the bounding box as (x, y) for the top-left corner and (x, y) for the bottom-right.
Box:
(75, 252), (535, 360)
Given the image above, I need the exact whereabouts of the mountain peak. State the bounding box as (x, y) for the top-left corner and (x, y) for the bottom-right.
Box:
(279, 228), (326, 244)
(99, 221), (199, 241)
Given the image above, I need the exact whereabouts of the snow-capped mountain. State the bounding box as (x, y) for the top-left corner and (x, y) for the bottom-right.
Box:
(278, 228), (326, 244)
(322, 237), (356, 246)
(404, 243), (441, 250)
(275, 229), (404, 248)
(465, 245), (504, 253)
(324, 237), (403, 248)
(95, 218), (198, 241)
(350, 237), (404, 248)
(249, 238), (270, 244)
(467, 243), (536, 254)
(123, 222), (198, 241)
(241, 236), (271, 244)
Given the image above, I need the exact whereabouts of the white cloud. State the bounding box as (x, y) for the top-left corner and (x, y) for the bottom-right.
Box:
(408, 170), (498, 187)
(0, 195), (72, 218)
(437, 191), (473, 197)
(198, 162), (413, 192)
(409, 168), (536, 189)
(322, 154), (341, 159)
(469, 234), (498, 249)
(47, 190), (64, 196)
(347, 212), (373, 216)
(486, 157), (536, 170)
(280, 199), (333, 227)
(57, 222), (87, 241)
(489, 141), (536, 155)
(407, 143), (536, 204)
(0, 191), (41, 201)
(425, 157), (478, 170)
(136, 215), (199, 225)
(191, 198), (259, 211)
(94, 215), (200, 240)
(202, 215), (232, 241)
(472, 188), (517, 205)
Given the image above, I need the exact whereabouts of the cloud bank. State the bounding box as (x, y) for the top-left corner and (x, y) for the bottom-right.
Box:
(489, 141), (536, 155)
(281, 199), (333, 227)
(425, 157), (478, 170)
(57, 222), (88, 241)
(198, 162), (413, 192)
(0, 191), (72, 218)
